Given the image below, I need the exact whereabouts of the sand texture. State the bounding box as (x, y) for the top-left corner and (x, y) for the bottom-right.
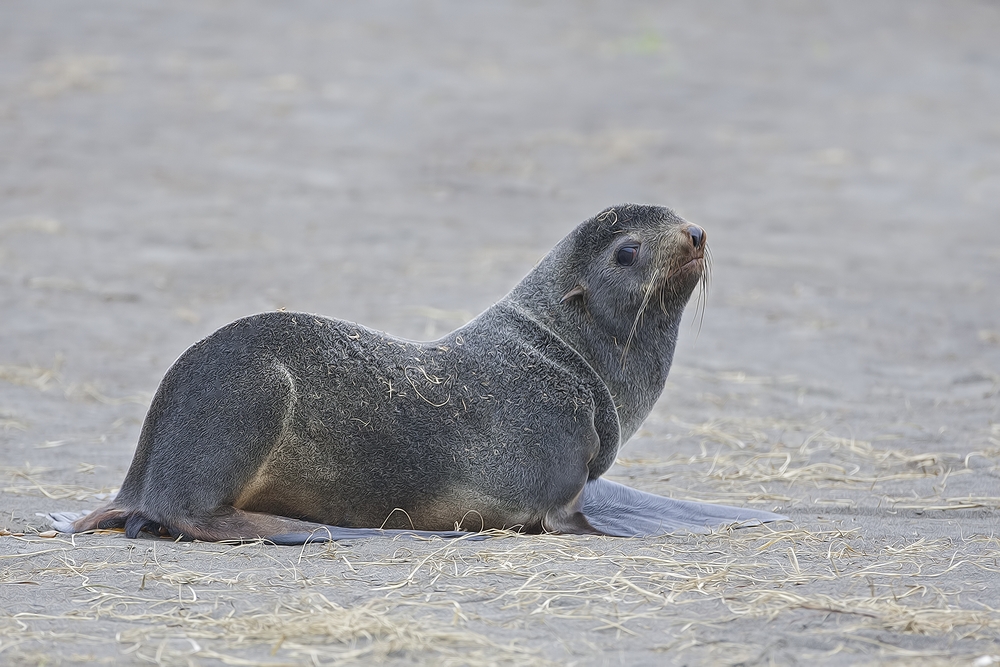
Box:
(1, 1), (999, 665)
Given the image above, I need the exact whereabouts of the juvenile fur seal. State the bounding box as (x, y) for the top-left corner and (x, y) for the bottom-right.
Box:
(52, 204), (784, 543)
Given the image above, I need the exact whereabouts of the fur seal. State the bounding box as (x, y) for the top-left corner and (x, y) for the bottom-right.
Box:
(52, 204), (784, 543)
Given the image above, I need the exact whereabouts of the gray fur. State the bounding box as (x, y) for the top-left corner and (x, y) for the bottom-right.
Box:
(56, 204), (785, 543)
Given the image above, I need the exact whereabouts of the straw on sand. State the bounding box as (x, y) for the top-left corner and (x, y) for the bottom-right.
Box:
(2, 413), (998, 664)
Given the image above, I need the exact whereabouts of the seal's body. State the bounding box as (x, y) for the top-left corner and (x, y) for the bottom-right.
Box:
(56, 204), (784, 542)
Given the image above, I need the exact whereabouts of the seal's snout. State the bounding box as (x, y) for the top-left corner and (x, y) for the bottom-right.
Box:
(685, 224), (706, 250)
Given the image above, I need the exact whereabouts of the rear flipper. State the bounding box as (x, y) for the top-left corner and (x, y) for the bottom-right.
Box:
(267, 527), (486, 545)
(582, 478), (787, 537)
(48, 511), (90, 534)
(48, 507), (486, 544)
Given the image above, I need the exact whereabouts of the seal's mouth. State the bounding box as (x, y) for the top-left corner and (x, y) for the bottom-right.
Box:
(666, 254), (705, 279)
(679, 256), (704, 270)
(670, 222), (708, 280)
(621, 233), (709, 368)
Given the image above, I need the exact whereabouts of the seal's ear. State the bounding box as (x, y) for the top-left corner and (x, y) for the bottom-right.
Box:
(560, 284), (586, 304)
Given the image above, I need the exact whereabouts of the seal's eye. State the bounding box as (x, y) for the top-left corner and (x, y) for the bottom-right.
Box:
(616, 244), (640, 267)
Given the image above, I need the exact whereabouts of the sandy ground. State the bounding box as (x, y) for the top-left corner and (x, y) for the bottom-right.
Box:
(2, 1), (999, 665)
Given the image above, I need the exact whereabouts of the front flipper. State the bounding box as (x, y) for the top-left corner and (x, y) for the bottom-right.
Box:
(582, 478), (787, 537)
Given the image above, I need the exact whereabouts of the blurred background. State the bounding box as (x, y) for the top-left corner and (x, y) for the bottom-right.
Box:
(4, 4), (1000, 662)
(1, 0), (998, 473)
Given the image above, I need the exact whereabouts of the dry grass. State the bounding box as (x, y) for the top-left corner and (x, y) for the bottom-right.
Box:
(0, 361), (149, 405)
(2, 414), (998, 664)
(617, 417), (1000, 512)
(1, 465), (117, 502)
(1, 538), (547, 666)
(4, 521), (998, 665)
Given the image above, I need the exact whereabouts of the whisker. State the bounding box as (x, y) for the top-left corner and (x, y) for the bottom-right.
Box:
(621, 267), (660, 369)
(692, 244), (712, 336)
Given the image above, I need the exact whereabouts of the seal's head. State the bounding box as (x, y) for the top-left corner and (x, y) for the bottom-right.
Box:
(557, 205), (707, 338)
(507, 204), (708, 439)
(512, 204), (707, 349)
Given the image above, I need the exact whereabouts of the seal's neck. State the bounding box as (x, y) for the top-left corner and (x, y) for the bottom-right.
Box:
(566, 310), (679, 442)
(503, 259), (682, 443)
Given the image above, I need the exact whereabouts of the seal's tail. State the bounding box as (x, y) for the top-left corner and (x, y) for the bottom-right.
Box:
(581, 477), (787, 537)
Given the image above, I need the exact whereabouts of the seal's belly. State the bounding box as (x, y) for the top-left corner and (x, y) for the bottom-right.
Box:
(233, 420), (594, 530)
(231, 383), (599, 530)
(234, 454), (545, 531)
(208, 311), (604, 531)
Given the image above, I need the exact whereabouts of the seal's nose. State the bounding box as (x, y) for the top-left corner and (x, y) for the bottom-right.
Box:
(686, 224), (706, 250)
